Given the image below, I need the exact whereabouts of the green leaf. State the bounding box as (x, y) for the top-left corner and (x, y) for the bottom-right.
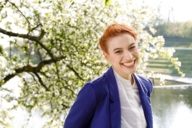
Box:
(104, 0), (111, 6)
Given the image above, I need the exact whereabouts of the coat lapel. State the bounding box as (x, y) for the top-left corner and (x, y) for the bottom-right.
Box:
(104, 67), (121, 128)
(134, 74), (153, 128)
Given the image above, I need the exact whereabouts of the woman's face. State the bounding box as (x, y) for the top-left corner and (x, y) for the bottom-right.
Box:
(104, 33), (139, 80)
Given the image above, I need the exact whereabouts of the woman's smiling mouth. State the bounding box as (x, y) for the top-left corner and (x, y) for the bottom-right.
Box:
(121, 60), (136, 68)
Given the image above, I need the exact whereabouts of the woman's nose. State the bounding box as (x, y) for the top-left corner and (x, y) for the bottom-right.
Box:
(123, 51), (133, 60)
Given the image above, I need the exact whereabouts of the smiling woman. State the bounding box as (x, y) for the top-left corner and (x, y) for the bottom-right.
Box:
(100, 24), (139, 82)
(102, 33), (139, 81)
(1, 0), (186, 127)
(64, 23), (153, 128)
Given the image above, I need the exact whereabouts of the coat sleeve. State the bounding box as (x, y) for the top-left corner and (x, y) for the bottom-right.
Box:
(64, 83), (96, 128)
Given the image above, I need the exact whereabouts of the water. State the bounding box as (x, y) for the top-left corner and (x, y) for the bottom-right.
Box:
(151, 85), (192, 128)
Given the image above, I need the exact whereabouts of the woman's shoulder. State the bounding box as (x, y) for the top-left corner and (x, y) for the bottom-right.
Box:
(88, 74), (108, 92)
(135, 74), (153, 85)
(81, 74), (108, 101)
(134, 74), (153, 94)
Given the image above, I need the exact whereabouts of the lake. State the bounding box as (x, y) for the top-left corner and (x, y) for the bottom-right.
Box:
(151, 85), (192, 128)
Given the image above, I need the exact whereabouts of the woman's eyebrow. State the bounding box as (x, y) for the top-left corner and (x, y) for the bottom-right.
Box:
(129, 42), (135, 46)
(113, 48), (122, 52)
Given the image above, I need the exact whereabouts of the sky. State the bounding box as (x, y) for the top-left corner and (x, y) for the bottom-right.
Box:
(118, 0), (192, 22)
(146, 0), (192, 22)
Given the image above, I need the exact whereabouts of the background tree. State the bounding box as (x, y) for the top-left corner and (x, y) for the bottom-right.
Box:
(0, 0), (182, 127)
(155, 21), (192, 39)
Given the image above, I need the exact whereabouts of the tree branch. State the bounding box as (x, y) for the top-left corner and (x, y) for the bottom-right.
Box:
(0, 0), (8, 12)
(34, 72), (49, 91)
(36, 39), (55, 59)
(0, 27), (54, 59)
(63, 80), (76, 97)
(0, 0), (54, 60)
(30, 24), (42, 33)
(0, 27), (41, 41)
(66, 65), (84, 81)
(1, 56), (65, 86)
(7, 0), (31, 31)
(62, 103), (69, 109)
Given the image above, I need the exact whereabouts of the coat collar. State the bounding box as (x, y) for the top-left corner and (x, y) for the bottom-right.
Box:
(104, 67), (121, 128)
(103, 67), (152, 128)
(104, 67), (119, 102)
(104, 67), (146, 102)
(134, 74), (153, 128)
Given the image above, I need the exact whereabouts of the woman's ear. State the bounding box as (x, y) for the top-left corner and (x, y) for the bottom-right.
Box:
(103, 51), (111, 63)
(102, 51), (108, 59)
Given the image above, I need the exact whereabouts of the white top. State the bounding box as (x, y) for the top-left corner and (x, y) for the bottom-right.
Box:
(114, 71), (147, 128)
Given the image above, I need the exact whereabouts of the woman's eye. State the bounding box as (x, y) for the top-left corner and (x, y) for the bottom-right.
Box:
(129, 46), (136, 50)
(115, 50), (122, 54)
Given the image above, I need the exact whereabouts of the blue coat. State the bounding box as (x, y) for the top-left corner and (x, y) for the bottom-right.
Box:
(64, 67), (153, 128)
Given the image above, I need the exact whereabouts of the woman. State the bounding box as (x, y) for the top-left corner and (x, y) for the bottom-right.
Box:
(64, 23), (153, 128)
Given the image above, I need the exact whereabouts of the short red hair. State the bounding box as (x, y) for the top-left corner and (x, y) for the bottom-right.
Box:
(99, 23), (137, 53)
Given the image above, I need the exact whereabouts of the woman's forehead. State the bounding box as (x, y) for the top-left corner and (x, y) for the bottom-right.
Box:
(107, 34), (136, 47)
